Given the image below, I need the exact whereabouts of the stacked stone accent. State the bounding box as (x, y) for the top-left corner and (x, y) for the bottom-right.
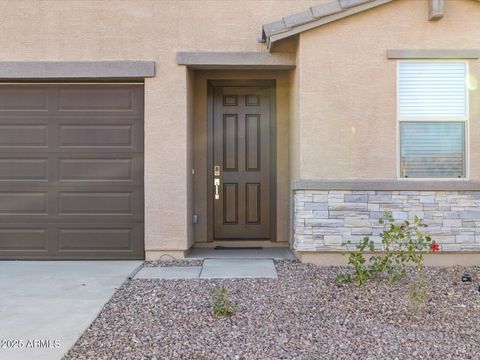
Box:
(294, 190), (480, 252)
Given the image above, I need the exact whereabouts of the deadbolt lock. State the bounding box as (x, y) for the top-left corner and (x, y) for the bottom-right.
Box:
(214, 165), (220, 176)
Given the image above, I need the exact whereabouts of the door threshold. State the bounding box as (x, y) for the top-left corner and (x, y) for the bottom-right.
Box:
(214, 246), (263, 250)
(194, 240), (289, 249)
(186, 247), (296, 260)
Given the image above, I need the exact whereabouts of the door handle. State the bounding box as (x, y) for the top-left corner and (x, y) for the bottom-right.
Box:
(214, 178), (220, 200)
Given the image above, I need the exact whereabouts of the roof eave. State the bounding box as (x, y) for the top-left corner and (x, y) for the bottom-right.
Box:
(265, 0), (394, 52)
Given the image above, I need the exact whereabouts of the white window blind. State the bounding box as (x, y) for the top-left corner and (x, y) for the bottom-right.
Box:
(400, 122), (465, 178)
(399, 62), (467, 118)
(398, 61), (468, 179)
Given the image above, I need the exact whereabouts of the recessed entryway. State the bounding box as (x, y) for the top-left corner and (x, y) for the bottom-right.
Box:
(192, 71), (291, 248)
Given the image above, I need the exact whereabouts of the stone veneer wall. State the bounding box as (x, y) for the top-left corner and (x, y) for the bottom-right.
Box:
(294, 190), (480, 252)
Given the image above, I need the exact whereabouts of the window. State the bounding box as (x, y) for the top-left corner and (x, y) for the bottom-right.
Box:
(398, 61), (468, 179)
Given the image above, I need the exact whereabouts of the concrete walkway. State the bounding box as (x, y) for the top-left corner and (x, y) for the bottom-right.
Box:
(0, 261), (141, 360)
(201, 259), (278, 278)
(136, 258), (279, 279)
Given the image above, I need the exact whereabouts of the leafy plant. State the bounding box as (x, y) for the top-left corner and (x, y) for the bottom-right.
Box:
(336, 211), (438, 286)
(212, 286), (237, 317)
(336, 236), (374, 286)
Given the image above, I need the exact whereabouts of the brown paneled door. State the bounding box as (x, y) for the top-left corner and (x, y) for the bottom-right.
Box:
(211, 83), (275, 240)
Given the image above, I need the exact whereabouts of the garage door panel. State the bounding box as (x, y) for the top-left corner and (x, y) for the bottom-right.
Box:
(0, 223), (143, 259)
(0, 183), (143, 191)
(59, 157), (134, 182)
(58, 191), (134, 215)
(0, 227), (49, 251)
(0, 215), (143, 223)
(0, 84), (144, 259)
(55, 223), (144, 259)
(0, 187), (142, 222)
(56, 153), (142, 185)
(56, 121), (142, 153)
(0, 158), (48, 180)
(0, 154), (144, 189)
(0, 87), (50, 112)
(0, 192), (48, 214)
(56, 86), (143, 117)
(0, 124), (48, 147)
(59, 124), (134, 148)
(58, 227), (133, 251)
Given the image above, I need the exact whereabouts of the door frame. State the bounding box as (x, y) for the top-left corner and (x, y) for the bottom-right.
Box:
(207, 79), (277, 242)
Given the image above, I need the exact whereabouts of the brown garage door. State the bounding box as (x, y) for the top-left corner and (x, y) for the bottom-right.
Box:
(0, 84), (144, 259)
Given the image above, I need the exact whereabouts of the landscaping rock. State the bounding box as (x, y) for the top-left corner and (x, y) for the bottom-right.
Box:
(65, 261), (480, 359)
(144, 259), (203, 268)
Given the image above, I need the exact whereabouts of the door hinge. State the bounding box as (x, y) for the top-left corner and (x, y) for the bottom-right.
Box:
(192, 214), (198, 224)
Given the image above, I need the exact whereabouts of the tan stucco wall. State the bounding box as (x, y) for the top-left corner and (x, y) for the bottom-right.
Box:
(3, 0), (480, 257)
(296, 0), (480, 180)
(0, 0), (320, 256)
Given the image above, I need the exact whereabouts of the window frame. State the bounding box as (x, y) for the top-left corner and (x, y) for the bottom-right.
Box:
(396, 60), (470, 180)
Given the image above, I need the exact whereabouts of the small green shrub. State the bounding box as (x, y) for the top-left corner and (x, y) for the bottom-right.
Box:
(336, 211), (438, 286)
(212, 286), (237, 317)
(335, 236), (374, 286)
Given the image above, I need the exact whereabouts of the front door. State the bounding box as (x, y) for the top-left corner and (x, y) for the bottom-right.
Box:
(210, 82), (275, 240)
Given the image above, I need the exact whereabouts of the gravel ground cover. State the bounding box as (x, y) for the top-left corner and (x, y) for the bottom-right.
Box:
(65, 261), (480, 360)
(143, 259), (203, 267)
